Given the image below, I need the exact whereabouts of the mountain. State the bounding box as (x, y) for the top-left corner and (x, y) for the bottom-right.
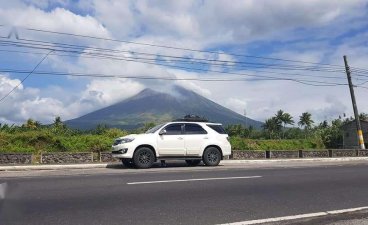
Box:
(65, 86), (263, 130)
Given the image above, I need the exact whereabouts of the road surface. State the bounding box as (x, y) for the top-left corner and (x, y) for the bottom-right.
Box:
(1, 161), (368, 224)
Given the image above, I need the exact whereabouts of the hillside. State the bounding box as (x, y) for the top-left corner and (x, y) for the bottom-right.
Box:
(65, 86), (262, 130)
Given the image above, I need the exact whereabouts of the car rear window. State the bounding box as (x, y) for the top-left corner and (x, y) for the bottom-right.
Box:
(207, 124), (227, 134)
(184, 123), (207, 134)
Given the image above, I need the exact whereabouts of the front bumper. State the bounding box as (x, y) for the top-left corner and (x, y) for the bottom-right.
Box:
(111, 143), (135, 158)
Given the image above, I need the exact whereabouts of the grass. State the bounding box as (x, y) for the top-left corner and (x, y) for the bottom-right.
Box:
(0, 128), (128, 153)
(229, 136), (325, 150)
(0, 127), (326, 154)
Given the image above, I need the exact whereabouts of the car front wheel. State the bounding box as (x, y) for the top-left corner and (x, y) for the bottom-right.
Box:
(133, 147), (155, 169)
(203, 147), (221, 166)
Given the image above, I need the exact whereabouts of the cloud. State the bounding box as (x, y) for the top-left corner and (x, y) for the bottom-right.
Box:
(0, 74), (144, 124)
(0, 1), (110, 38)
(1, 0), (368, 126)
(224, 98), (247, 115)
(88, 0), (367, 46)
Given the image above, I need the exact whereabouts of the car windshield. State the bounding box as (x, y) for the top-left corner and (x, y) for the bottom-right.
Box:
(145, 124), (165, 134)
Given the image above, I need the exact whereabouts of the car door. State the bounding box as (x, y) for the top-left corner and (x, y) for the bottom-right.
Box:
(157, 123), (185, 156)
(183, 123), (208, 156)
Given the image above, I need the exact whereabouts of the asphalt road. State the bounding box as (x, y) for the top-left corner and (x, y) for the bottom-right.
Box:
(1, 162), (368, 225)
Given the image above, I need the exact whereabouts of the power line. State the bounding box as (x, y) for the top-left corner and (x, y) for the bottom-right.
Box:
(1, 40), (365, 86)
(11, 26), (347, 68)
(4, 25), (368, 73)
(0, 68), (350, 87)
(0, 47), (354, 81)
(0, 50), (53, 102)
(0, 40), (356, 85)
(0, 38), (347, 73)
(0, 39), (351, 82)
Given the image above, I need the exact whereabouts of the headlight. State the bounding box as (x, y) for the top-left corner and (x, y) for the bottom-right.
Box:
(113, 138), (135, 145)
(122, 138), (135, 143)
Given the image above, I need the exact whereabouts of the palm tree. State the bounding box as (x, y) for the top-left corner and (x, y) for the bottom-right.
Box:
(298, 112), (314, 130)
(263, 117), (282, 139)
(24, 119), (37, 129)
(53, 116), (63, 127)
(275, 110), (294, 138)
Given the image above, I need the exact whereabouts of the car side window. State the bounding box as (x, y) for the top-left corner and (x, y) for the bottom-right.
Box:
(162, 124), (183, 135)
(184, 124), (207, 135)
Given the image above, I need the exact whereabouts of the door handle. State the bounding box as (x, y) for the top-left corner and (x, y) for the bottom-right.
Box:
(178, 137), (183, 140)
(204, 137), (209, 139)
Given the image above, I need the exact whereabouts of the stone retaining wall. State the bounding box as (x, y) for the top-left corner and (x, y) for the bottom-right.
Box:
(41, 152), (93, 164)
(232, 150), (265, 159)
(0, 153), (32, 164)
(270, 150), (299, 158)
(330, 149), (358, 157)
(100, 152), (120, 162)
(302, 150), (329, 158)
(358, 150), (368, 156)
(0, 149), (367, 164)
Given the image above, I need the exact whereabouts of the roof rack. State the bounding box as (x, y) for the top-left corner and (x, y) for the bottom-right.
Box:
(173, 115), (209, 122)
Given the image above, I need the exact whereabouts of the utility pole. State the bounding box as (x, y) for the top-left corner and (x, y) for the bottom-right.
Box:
(343, 55), (365, 149)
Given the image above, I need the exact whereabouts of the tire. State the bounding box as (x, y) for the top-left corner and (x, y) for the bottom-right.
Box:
(185, 160), (201, 167)
(203, 147), (221, 166)
(133, 147), (155, 169)
(121, 159), (134, 168)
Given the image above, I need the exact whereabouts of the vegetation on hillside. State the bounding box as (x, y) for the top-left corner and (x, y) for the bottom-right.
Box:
(0, 112), (366, 153)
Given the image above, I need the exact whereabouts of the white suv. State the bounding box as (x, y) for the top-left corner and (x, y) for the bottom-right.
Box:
(111, 121), (231, 168)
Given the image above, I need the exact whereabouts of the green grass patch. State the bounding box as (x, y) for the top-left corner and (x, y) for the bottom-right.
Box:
(229, 137), (325, 150)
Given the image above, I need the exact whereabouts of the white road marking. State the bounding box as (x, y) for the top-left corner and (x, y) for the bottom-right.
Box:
(127, 176), (262, 185)
(0, 182), (8, 199)
(220, 206), (368, 225)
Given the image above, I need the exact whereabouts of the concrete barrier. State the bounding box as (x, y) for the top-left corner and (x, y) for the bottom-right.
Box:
(41, 152), (93, 164)
(0, 153), (32, 164)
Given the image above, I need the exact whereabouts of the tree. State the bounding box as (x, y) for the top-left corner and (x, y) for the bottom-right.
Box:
(34, 121), (42, 128)
(275, 110), (294, 138)
(53, 116), (64, 127)
(24, 119), (37, 129)
(298, 112), (314, 130)
(359, 113), (368, 121)
(263, 117), (282, 139)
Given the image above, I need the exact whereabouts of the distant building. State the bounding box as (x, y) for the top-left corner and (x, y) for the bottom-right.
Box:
(342, 120), (368, 149)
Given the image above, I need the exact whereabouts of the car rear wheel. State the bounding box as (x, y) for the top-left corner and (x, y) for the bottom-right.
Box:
(121, 159), (134, 168)
(203, 147), (221, 166)
(185, 160), (201, 166)
(133, 147), (155, 169)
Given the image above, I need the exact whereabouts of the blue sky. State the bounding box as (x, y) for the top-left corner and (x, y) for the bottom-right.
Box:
(0, 0), (368, 125)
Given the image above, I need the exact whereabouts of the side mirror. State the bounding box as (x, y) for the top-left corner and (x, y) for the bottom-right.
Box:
(159, 129), (167, 135)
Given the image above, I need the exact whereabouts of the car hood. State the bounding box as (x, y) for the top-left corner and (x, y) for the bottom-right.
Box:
(117, 133), (152, 140)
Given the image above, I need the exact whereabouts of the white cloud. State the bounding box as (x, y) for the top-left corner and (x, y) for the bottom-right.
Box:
(1, 0), (368, 126)
(0, 74), (144, 124)
(224, 98), (247, 115)
(0, 1), (110, 38)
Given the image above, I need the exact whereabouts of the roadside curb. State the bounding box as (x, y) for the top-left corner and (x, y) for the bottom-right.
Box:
(221, 157), (368, 164)
(1, 157), (368, 171)
(0, 163), (109, 171)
